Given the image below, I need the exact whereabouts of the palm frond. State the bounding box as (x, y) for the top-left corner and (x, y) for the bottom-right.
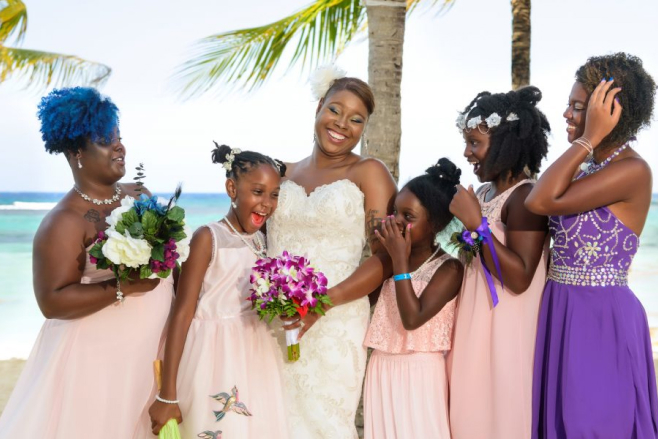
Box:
(0, 45), (111, 90)
(0, 0), (27, 44)
(174, 0), (365, 98)
(407, 0), (455, 16)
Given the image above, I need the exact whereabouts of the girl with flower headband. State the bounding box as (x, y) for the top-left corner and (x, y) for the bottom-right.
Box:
(527, 53), (658, 438)
(148, 144), (290, 438)
(0, 87), (172, 438)
(448, 86), (551, 439)
(269, 65), (397, 438)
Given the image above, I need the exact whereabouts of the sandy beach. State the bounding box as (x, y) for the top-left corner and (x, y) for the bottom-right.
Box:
(0, 359), (25, 415)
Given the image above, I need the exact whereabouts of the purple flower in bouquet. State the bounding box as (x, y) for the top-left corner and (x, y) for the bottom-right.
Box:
(248, 251), (332, 362)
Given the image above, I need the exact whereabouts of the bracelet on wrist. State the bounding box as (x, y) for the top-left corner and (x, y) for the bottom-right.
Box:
(115, 278), (125, 303)
(393, 273), (412, 282)
(155, 394), (179, 404)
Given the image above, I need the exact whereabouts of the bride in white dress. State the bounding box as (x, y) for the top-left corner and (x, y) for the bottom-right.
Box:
(267, 71), (396, 438)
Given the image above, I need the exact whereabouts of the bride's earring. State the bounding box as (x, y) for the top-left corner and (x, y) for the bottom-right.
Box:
(231, 200), (238, 209)
(77, 157), (82, 169)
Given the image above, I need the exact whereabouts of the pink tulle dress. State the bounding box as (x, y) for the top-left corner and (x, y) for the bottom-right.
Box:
(174, 221), (289, 438)
(0, 247), (173, 438)
(363, 253), (456, 439)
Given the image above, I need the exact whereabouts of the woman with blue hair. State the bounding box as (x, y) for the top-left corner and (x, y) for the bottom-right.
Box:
(0, 87), (174, 438)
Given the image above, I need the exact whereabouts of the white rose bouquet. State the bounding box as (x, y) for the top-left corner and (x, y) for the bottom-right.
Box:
(89, 170), (190, 284)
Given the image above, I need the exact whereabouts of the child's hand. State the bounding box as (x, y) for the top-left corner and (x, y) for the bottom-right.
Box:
(375, 215), (411, 265)
(148, 400), (183, 435)
(449, 185), (482, 231)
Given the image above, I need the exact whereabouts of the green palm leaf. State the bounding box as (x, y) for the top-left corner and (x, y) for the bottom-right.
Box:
(174, 0), (365, 97)
(0, 0), (27, 44)
(0, 46), (111, 89)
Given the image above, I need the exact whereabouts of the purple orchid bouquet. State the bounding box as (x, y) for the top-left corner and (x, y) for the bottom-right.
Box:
(248, 251), (331, 362)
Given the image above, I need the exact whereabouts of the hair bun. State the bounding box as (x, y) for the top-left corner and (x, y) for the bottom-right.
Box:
(426, 157), (461, 185)
(211, 141), (234, 164)
(514, 85), (543, 106)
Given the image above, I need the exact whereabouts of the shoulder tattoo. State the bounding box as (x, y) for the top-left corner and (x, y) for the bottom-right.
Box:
(84, 209), (101, 223)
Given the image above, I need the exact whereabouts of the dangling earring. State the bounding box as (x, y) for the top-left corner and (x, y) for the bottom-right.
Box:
(77, 157), (82, 169)
(231, 200), (237, 209)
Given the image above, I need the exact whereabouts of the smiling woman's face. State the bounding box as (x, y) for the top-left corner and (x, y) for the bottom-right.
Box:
(314, 89), (368, 156)
(563, 82), (589, 144)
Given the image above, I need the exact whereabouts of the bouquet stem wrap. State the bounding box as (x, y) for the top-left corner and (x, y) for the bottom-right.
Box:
(285, 327), (301, 362)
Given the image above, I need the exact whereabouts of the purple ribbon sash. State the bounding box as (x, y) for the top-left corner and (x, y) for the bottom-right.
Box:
(477, 217), (503, 307)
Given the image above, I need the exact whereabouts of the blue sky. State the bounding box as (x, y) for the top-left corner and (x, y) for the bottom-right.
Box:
(1, 0), (657, 192)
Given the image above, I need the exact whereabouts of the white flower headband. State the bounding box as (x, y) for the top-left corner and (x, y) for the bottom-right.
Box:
(310, 64), (347, 100)
(456, 109), (519, 133)
(223, 148), (242, 171)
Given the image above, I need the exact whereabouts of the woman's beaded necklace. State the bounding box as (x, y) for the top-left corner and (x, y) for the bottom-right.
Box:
(73, 185), (122, 205)
(221, 217), (266, 258)
(581, 142), (629, 175)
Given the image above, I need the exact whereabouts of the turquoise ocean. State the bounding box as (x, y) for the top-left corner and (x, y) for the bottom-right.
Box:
(1, 192), (657, 360)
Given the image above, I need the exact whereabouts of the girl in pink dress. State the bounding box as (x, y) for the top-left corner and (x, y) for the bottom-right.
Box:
(329, 158), (464, 438)
(448, 86), (551, 439)
(148, 144), (289, 438)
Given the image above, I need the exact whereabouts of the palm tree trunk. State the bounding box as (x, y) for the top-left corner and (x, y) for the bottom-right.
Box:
(511, 0), (531, 90)
(361, 0), (406, 182)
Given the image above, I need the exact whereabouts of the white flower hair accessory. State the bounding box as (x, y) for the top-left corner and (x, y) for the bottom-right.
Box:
(310, 64), (347, 100)
(506, 112), (519, 122)
(466, 115), (482, 130)
(456, 113), (467, 131)
(223, 148), (242, 171)
(485, 113), (502, 128)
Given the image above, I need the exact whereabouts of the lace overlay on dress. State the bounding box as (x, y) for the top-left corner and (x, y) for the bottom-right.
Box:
(365, 253), (456, 353)
(266, 179), (371, 439)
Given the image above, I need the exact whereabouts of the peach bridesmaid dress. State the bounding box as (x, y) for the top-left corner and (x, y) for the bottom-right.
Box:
(448, 180), (549, 439)
(0, 248), (173, 438)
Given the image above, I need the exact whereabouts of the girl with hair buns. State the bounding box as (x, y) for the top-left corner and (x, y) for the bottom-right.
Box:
(148, 144), (289, 438)
(267, 66), (397, 438)
(0, 87), (172, 438)
(341, 157), (464, 438)
(527, 53), (658, 438)
(448, 86), (551, 439)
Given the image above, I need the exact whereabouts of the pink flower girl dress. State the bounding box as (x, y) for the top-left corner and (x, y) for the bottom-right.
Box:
(174, 221), (288, 438)
(363, 253), (456, 439)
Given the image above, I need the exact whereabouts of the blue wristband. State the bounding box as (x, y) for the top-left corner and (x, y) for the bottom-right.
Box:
(393, 273), (412, 281)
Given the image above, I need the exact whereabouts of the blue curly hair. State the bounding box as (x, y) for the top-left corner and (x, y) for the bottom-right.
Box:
(37, 87), (120, 155)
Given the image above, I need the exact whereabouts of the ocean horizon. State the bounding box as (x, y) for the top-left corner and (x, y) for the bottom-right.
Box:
(1, 191), (657, 360)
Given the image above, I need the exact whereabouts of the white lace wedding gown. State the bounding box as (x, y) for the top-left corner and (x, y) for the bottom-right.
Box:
(267, 179), (371, 439)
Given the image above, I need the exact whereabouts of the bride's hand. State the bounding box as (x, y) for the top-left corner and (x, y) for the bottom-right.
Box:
(280, 315), (301, 331)
(582, 78), (623, 148)
(298, 312), (322, 339)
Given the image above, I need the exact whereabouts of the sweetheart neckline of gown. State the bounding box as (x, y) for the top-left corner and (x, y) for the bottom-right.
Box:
(282, 178), (363, 198)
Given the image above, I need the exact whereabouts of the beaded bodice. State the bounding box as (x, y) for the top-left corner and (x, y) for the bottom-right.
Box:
(548, 206), (638, 287)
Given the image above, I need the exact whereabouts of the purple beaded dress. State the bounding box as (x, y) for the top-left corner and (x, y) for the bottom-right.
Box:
(532, 171), (658, 438)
